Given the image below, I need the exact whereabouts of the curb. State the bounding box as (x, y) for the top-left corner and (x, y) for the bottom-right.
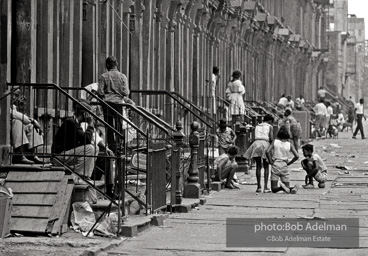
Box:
(81, 238), (125, 256)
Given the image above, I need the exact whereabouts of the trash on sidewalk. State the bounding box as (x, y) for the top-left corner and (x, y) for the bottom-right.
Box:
(240, 182), (257, 185)
(335, 165), (354, 170)
(70, 202), (96, 237)
(330, 143), (341, 148)
(94, 213), (119, 237)
(128, 191), (146, 215)
(347, 155), (356, 158)
(364, 161), (368, 164)
(297, 215), (325, 220)
(344, 171), (350, 174)
(290, 168), (302, 172)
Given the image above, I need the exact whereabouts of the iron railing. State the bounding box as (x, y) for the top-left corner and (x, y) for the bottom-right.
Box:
(130, 90), (215, 193)
(3, 82), (175, 237)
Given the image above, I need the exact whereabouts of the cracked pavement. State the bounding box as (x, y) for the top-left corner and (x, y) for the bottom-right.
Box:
(2, 128), (368, 256)
(106, 128), (368, 256)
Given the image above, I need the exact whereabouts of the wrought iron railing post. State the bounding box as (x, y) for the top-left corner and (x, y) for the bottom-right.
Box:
(171, 120), (185, 205)
(184, 121), (200, 198)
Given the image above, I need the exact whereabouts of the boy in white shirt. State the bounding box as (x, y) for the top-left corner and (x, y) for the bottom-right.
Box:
(313, 99), (327, 138)
(352, 98), (366, 139)
(301, 144), (327, 189)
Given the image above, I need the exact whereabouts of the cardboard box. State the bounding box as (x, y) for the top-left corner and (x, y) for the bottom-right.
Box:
(0, 197), (12, 238)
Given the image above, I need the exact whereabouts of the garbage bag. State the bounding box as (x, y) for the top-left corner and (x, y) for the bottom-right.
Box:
(94, 213), (119, 237)
(70, 202), (96, 236)
(0, 179), (13, 199)
(129, 191), (146, 215)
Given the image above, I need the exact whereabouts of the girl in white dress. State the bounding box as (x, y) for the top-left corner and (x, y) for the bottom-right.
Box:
(226, 70), (245, 116)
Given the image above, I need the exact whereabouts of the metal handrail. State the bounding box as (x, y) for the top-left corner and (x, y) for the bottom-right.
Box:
(216, 95), (231, 106)
(246, 101), (279, 118)
(130, 90), (213, 129)
(6, 82), (150, 217)
(7, 83), (142, 138)
(171, 91), (215, 124)
(135, 106), (176, 132)
(62, 87), (167, 137)
(0, 86), (21, 102)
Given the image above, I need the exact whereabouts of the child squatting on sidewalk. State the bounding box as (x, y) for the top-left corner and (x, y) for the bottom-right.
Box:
(266, 126), (299, 194)
(213, 146), (240, 189)
(301, 144), (327, 189)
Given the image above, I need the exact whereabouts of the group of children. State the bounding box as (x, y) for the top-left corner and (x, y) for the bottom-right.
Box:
(215, 114), (327, 194)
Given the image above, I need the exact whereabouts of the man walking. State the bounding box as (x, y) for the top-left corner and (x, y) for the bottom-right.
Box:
(97, 56), (130, 152)
(352, 98), (366, 139)
(313, 99), (327, 139)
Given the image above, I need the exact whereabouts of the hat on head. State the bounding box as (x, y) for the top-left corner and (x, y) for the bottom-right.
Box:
(219, 119), (227, 128)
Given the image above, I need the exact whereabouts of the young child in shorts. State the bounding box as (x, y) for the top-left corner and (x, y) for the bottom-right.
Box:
(266, 126), (299, 194)
(213, 146), (239, 189)
(301, 144), (327, 189)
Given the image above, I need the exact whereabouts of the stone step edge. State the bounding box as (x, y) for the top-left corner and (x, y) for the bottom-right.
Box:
(120, 214), (169, 237)
(166, 197), (206, 213)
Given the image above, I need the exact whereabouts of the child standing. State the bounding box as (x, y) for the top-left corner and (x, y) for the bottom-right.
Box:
(243, 114), (274, 193)
(214, 146), (239, 189)
(266, 126), (299, 194)
(216, 119), (237, 155)
(301, 144), (327, 189)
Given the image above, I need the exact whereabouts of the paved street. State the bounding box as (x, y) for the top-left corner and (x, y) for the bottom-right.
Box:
(2, 126), (368, 256)
(106, 126), (368, 256)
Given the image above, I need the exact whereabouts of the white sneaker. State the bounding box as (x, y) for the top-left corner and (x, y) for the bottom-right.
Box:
(291, 185), (299, 194)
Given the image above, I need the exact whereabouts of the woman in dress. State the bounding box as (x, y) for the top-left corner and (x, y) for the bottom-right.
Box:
(226, 70), (245, 117)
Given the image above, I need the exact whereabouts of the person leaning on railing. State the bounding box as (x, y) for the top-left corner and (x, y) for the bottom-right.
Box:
(97, 56), (130, 152)
(51, 101), (97, 184)
(10, 89), (44, 164)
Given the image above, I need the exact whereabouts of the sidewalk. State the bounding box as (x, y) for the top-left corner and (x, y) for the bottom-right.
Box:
(106, 129), (368, 255)
(2, 129), (368, 256)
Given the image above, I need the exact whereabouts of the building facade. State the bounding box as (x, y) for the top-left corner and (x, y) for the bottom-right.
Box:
(0, 0), (330, 161)
(347, 15), (365, 102)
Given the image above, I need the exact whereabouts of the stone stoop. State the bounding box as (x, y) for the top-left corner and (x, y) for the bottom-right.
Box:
(120, 214), (169, 237)
(167, 197), (206, 213)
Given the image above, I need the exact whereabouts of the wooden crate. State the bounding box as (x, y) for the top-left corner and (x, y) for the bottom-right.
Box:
(0, 198), (12, 238)
(3, 166), (73, 235)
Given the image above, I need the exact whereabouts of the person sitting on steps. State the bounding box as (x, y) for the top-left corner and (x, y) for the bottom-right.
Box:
(10, 89), (44, 164)
(213, 146), (240, 189)
(52, 101), (97, 184)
